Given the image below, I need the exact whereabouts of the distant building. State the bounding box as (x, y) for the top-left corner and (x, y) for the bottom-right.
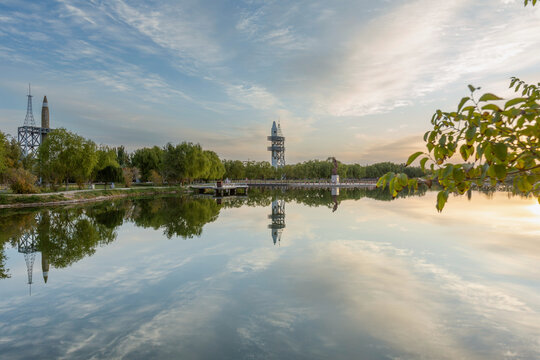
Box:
(267, 121), (285, 168)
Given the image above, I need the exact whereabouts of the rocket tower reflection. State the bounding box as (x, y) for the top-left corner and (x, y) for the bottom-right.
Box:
(17, 230), (38, 295)
(268, 199), (286, 245)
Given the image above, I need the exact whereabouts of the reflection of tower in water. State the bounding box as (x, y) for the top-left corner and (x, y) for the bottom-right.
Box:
(268, 199), (286, 245)
(17, 212), (51, 294)
(17, 231), (38, 295)
(42, 252), (49, 283)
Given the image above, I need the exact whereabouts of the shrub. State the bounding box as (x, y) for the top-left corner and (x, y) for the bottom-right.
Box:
(149, 169), (163, 186)
(6, 168), (37, 194)
(122, 167), (135, 188)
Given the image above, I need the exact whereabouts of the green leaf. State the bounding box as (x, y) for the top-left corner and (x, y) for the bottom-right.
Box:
(492, 164), (507, 180)
(468, 84), (476, 93)
(453, 167), (465, 182)
(481, 104), (501, 112)
(436, 190), (449, 212)
(439, 134), (447, 146)
(465, 126), (476, 142)
(459, 144), (469, 161)
(504, 97), (527, 109)
(406, 151), (424, 166)
(398, 173), (408, 187)
(457, 97), (470, 112)
(442, 164), (454, 179)
(478, 93), (503, 102)
(420, 157), (428, 171)
(492, 143), (508, 162)
(376, 174), (386, 188)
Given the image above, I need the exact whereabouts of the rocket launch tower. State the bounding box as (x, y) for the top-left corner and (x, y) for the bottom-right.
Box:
(18, 85), (51, 156)
(267, 121), (285, 168)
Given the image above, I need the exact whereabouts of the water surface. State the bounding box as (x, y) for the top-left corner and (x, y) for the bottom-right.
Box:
(0, 189), (539, 359)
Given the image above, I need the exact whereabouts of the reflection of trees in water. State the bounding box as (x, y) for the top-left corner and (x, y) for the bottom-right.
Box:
(224, 186), (429, 210)
(0, 197), (222, 283)
(129, 197), (221, 239)
(38, 206), (120, 269)
(0, 187), (430, 281)
(0, 209), (40, 279)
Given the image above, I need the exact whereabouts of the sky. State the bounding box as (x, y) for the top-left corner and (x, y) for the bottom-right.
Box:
(0, 0), (539, 164)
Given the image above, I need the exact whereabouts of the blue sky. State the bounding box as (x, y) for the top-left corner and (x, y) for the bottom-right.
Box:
(0, 0), (539, 163)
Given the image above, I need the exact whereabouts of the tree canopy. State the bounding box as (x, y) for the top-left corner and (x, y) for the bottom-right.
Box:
(0, 131), (7, 176)
(131, 146), (163, 182)
(38, 128), (98, 187)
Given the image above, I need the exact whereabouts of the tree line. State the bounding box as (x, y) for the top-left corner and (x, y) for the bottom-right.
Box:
(0, 128), (225, 192)
(222, 159), (425, 180)
(1, 127), (424, 194)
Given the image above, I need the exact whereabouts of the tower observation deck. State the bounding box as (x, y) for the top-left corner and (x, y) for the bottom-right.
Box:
(267, 121), (285, 168)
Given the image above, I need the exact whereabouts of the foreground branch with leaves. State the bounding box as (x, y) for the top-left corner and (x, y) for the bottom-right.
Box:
(377, 78), (540, 211)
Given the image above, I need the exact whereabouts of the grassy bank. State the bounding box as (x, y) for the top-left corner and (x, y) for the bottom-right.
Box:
(0, 186), (187, 208)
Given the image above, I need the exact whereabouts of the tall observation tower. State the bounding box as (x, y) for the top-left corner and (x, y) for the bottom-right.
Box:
(267, 121), (285, 168)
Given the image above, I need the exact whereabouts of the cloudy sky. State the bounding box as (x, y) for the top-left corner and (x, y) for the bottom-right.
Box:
(0, 0), (539, 163)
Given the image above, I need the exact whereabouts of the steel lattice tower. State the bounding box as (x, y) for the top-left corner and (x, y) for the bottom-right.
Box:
(24, 84), (36, 126)
(18, 84), (42, 156)
(267, 121), (285, 168)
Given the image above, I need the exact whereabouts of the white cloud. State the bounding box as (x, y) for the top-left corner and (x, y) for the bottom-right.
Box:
(292, 0), (540, 117)
(226, 83), (279, 109)
(106, 0), (223, 71)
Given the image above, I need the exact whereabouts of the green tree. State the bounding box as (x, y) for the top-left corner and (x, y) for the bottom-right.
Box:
(161, 142), (212, 183)
(203, 150), (225, 180)
(93, 146), (122, 185)
(184, 143), (209, 182)
(115, 145), (130, 167)
(223, 160), (246, 179)
(131, 146), (163, 181)
(162, 142), (188, 183)
(0, 131), (7, 176)
(378, 78), (540, 211)
(4, 136), (22, 170)
(38, 129), (98, 188)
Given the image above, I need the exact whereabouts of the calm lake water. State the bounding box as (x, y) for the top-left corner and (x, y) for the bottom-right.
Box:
(0, 188), (539, 360)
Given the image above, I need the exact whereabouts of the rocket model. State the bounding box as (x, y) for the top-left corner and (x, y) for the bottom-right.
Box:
(41, 96), (50, 142)
(41, 96), (49, 128)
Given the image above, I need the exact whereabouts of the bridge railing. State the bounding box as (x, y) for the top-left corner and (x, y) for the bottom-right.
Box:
(226, 179), (379, 186)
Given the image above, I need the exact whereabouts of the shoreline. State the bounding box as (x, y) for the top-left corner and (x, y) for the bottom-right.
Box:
(0, 187), (186, 209)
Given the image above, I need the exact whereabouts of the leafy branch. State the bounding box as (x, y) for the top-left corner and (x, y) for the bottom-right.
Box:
(377, 78), (540, 211)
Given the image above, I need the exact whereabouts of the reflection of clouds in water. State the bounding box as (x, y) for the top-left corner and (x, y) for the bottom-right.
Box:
(1, 194), (539, 359)
(350, 192), (540, 279)
(371, 191), (540, 238)
(414, 260), (532, 313)
(283, 240), (471, 359)
(296, 239), (540, 359)
(227, 248), (279, 273)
